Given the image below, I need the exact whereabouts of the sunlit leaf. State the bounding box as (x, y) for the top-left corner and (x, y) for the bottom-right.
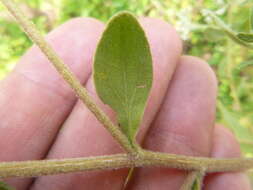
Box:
(237, 32), (253, 43)
(93, 12), (152, 144)
(0, 181), (15, 190)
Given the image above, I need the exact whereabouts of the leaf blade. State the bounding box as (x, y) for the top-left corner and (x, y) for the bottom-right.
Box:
(93, 12), (153, 144)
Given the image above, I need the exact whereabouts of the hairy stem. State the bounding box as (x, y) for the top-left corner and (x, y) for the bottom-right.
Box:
(0, 0), (134, 154)
(140, 150), (253, 172)
(1, 152), (253, 178)
(180, 170), (205, 190)
(0, 154), (132, 178)
(1, 0), (253, 181)
(180, 171), (200, 190)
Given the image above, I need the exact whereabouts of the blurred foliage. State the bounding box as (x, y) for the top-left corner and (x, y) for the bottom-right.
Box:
(0, 0), (253, 183)
(0, 181), (15, 190)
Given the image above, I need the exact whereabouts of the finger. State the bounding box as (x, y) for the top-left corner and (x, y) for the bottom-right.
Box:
(31, 18), (182, 190)
(204, 125), (251, 190)
(129, 56), (217, 190)
(0, 18), (104, 189)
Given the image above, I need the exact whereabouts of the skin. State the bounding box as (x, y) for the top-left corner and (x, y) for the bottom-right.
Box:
(0, 17), (251, 190)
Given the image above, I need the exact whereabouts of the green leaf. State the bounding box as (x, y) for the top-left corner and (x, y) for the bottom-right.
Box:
(237, 33), (253, 43)
(191, 172), (204, 190)
(93, 11), (153, 144)
(191, 180), (200, 190)
(0, 182), (15, 190)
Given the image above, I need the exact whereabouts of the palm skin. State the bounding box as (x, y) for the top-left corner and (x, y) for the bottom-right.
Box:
(0, 17), (250, 190)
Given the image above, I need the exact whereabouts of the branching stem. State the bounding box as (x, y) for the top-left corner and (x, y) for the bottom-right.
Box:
(0, 151), (253, 178)
(179, 170), (205, 190)
(180, 171), (200, 190)
(1, 0), (253, 182)
(0, 0), (134, 154)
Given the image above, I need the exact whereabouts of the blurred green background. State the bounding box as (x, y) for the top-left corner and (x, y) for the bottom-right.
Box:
(0, 0), (253, 182)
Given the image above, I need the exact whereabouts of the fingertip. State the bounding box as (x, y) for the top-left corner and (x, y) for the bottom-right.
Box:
(180, 55), (218, 92)
(53, 17), (104, 31)
(204, 124), (251, 190)
(139, 17), (183, 59)
(45, 17), (104, 45)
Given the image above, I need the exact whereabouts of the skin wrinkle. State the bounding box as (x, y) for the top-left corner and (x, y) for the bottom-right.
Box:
(147, 129), (203, 156)
(44, 77), (123, 158)
(0, 72), (71, 138)
(163, 122), (213, 156)
(19, 108), (67, 160)
(0, 75), (58, 132)
(15, 71), (76, 106)
(57, 77), (120, 147)
(0, 79), (69, 159)
(15, 48), (92, 103)
(16, 17), (103, 101)
(0, 17), (105, 189)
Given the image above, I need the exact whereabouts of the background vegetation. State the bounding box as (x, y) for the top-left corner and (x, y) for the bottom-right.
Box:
(0, 0), (253, 182)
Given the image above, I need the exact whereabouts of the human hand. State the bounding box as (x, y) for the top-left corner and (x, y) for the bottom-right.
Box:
(0, 17), (251, 190)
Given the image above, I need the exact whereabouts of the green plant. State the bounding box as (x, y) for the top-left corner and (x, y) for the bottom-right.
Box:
(0, 0), (253, 190)
(203, 7), (253, 159)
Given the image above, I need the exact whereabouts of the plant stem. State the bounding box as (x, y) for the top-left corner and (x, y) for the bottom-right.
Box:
(1, 0), (253, 181)
(139, 150), (253, 172)
(1, 151), (253, 178)
(0, 0), (134, 154)
(0, 154), (132, 178)
(226, 3), (241, 111)
(179, 171), (200, 190)
(205, 10), (253, 49)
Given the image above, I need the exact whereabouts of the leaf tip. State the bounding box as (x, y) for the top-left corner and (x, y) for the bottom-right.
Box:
(110, 11), (137, 20)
